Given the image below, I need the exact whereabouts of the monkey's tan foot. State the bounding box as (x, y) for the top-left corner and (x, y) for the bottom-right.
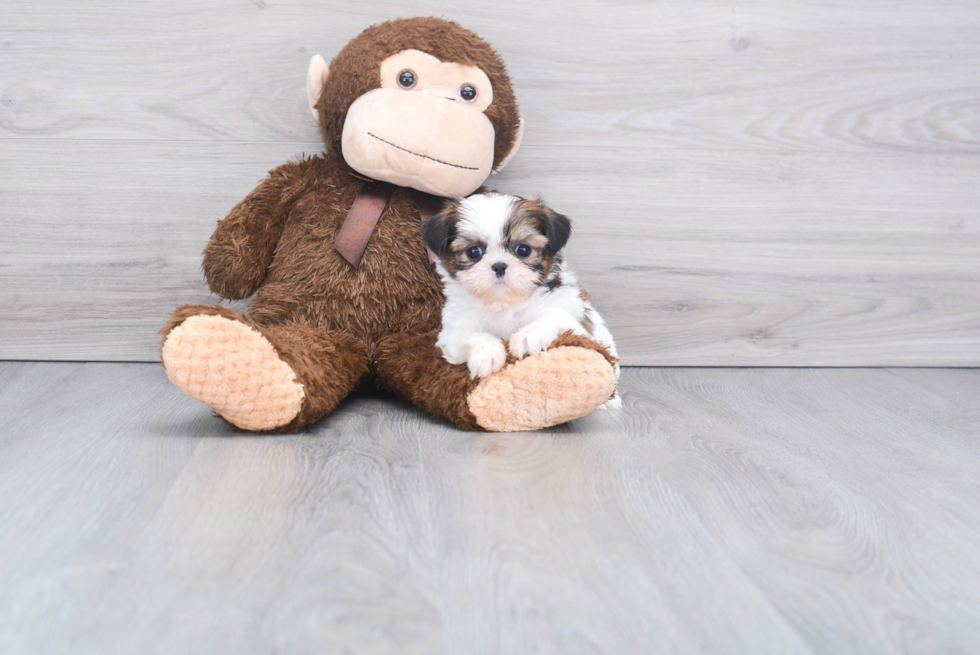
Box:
(467, 346), (616, 432)
(161, 314), (304, 431)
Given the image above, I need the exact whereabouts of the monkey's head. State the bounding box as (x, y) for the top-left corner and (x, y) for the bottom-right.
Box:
(307, 17), (523, 198)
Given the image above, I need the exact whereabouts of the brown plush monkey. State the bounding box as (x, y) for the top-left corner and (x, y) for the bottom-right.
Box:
(160, 17), (617, 432)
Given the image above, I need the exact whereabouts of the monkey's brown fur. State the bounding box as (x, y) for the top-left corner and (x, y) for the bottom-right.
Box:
(160, 17), (615, 432)
(317, 18), (521, 173)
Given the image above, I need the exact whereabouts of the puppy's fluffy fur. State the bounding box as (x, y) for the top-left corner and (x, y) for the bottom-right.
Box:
(423, 192), (621, 408)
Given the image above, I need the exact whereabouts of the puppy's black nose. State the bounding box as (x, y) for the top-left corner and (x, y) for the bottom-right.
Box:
(492, 262), (507, 277)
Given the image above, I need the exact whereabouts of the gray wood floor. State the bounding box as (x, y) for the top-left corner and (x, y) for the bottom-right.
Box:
(1, 362), (978, 654)
(3, 1), (979, 364)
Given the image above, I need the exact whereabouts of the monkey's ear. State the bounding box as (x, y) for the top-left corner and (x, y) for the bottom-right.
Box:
(491, 118), (524, 175)
(421, 205), (459, 257)
(307, 54), (330, 122)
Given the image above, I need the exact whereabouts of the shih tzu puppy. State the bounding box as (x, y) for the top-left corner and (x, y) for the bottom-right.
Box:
(423, 192), (621, 408)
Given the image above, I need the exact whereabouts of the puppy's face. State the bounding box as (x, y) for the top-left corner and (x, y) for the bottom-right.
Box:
(423, 192), (571, 306)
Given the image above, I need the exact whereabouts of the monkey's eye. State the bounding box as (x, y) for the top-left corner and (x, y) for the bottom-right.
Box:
(465, 246), (484, 261)
(514, 244), (531, 258)
(459, 84), (477, 103)
(397, 70), (417, 89)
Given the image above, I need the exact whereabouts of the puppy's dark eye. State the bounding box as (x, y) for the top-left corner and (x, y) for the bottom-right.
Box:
(465, 246), (484, 261)
(459, 84), (477, 102)
(514, 244), (531, 258)
(398, 70), (417, 89)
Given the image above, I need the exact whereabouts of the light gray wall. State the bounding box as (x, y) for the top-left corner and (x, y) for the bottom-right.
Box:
(2, 1), (978, 364)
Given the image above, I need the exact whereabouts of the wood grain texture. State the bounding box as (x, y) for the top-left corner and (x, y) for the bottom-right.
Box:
(1, 0), (979, 363)
(1, 363), (979, 653)
(3, 1), (979, 153)
(2, 140), (978, 363)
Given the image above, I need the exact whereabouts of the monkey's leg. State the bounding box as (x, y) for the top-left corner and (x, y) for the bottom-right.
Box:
(160, 304), (367, 432)
(374, 329), (617, 432)
(373, 328), (483, 430)
(468, 332), (618, 431)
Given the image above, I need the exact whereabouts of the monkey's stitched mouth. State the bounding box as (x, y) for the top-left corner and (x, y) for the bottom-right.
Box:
(367, 132), (479, 171)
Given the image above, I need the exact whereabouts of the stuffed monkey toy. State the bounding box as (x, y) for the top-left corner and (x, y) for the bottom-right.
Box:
(160, 17), (617, 432)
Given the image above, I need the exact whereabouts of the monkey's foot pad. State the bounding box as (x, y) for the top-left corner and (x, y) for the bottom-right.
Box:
(161, 314), (304, 431)
(468, 346), (616, 432)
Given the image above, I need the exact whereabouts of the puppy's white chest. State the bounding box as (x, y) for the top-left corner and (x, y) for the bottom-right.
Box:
(479, 305), (531, 340)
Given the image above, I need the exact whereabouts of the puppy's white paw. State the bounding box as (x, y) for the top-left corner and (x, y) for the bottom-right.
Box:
(438, 339), (467, 366)
(599, 393), (623, 410)
(466, 335), (508, 379)
(508, 323), (560, 359)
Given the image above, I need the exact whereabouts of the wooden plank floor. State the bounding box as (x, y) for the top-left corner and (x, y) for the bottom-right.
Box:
(1, 363), (978, 653)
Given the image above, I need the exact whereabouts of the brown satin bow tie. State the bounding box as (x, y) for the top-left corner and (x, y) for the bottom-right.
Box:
(335, 179), (444, 268)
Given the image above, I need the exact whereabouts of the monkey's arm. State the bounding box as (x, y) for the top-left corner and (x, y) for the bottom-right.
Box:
(203, 161), (307, 300)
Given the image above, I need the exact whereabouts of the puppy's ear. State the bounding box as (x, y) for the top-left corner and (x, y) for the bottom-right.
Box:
(422, 203), (459, 257)
(540, 206), (572, 256)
